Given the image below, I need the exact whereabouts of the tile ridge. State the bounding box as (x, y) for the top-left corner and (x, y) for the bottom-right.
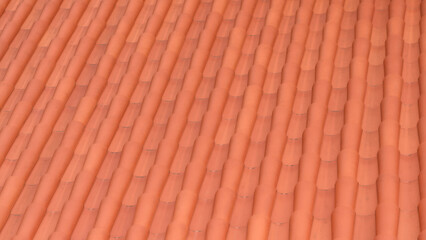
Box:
(352, 0), (390, 235)
(0, 0), (96, 165)
(0, 0), (93, 235)
(207, 0), (308, 237)
(0, 0), (13, 16)
(397, 0), (421, 236)
(87, 0), (206, 238)
(0, 0), (62, 106)
(163, 0), (258, 238)
(375, 0), (405, 238)
(0, 0), (119, 238)
(145, 5), (228, 239)
(122, 0), (225, 238)
(288, 0), (346, 238)
(162, 1), (244, 238)
(331, 0), (377, 238)
(0, 0), (38, 62)
(44, 0), (173, 238)
(418, 1), (426, 238)
(0, 0), (90, 168)
(218, 0), (286, 238)
(100, 1), (187, 235)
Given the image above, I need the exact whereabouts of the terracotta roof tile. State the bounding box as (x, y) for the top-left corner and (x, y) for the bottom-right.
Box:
(0, 0), (425, 238)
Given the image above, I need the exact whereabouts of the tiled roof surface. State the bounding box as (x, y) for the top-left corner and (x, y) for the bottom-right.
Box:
(0, 0), (424, 239)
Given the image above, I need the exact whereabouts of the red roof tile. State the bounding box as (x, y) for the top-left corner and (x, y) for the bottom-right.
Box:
(0, 0), (425, 239)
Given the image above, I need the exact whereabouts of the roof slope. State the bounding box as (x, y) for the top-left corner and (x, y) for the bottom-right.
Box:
(0, 0), (424, 239)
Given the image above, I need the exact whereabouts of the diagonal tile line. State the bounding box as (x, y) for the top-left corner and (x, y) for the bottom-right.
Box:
(154, 1), (243, 238)
(75, 0), (202, 238)
(331, 0), (376, 238)
(26, 0), (177, 238)
(0, 0), (424, 238)
(0, 0), (118, 236)
(0, 0), (63, 105)
(352, 1), (390, 237)
(375, 0), (406, 238)
(217, 0), (287, 238)
(0, 0), (94, 234)
(158, 0), (258, 239)
(0, 0), (39, 63)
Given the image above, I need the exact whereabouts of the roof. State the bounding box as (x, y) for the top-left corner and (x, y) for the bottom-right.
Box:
(0, 0), (423, 239)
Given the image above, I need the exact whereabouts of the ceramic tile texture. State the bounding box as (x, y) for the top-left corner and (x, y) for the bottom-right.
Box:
(0, 0), (424, 239)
